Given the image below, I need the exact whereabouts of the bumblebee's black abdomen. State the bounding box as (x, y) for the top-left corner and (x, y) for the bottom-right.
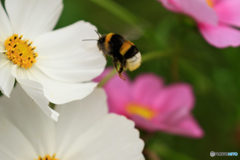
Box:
(124, 45), (139, 59)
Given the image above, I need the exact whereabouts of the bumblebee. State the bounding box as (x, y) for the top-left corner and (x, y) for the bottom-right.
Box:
(96, 32), (141, 80)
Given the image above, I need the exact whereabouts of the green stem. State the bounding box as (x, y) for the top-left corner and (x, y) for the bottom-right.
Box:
(141, 51), (170, 63)
(98, 51), (171, 87)
(97, 69), (117, 87)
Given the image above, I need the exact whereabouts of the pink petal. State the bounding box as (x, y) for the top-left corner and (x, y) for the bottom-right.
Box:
(93, 67), (112, 82)
(160, 115), (204, 138)
(131, 115), (160, 132)
(215, 0), (240, 27)
(212, 0), (223, 3)
(151, 83), (195, 112)
(95, 67), (131, 115)
(131, 74), (164, 107)
(172, 0), (218, 25)
(158, 0), (181, 12)
(156, 104), (190, 125)
(131, 114), (204, 138)
(149, 83), (195, 131)
(198, 23), (240, 48)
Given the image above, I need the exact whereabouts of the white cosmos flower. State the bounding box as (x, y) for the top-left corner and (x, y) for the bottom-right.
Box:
(0, 85), (145, 160)
(0, 0), (106, 121)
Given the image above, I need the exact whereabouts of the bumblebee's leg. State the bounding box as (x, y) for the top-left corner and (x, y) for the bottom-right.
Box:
(117, 59), (126, 80)
(118, 65), (126, 81)
(113, 57), (126, 81)
(121, 59), (127, 70)
(103, 53), (107, 60)
(113, 58), (119, 72)
(113, 58), (125, 80)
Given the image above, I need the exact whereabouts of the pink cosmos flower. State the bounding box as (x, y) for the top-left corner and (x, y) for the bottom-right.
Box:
(94, 68), (204, 138)
(158, 0), (240, 48)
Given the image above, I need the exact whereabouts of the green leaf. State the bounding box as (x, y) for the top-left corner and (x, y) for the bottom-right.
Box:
(148, 142), (196, 160)
(91, 0), (144, 33)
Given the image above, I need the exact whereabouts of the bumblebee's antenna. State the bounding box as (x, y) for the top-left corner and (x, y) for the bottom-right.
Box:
(82, 39), (98, 41)
(95, 30), (101, 38)
(82, 30), (101, 41)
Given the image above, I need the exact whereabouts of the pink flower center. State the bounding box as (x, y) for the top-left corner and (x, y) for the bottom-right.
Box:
(206, 0), (214, 8)
(126, 103), (157, 120)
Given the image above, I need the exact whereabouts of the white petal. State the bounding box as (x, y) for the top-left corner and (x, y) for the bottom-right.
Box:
(0, 54), (14, 97)
(11, 64), (31, 79)
(34, 21), (106, 82)
(0, 118), (37, 160)
(0, 45), (6, 52)
(63, 114), (145, 160)
(17, 79), (59, 121)
(0, 2), (12, 42)
(0, 84), (55, 157)
(11, 65), (60, 121)
(5, 0), (63, 40)
(54, 88), (108, 158)
(15, 64), (98, 104)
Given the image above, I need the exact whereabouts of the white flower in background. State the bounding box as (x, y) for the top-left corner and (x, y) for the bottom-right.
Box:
(0, 85), (145, 160)
(0, 0), (106, 121)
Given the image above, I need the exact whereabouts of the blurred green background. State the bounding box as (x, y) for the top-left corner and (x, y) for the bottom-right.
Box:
(56, 0), (240, 159)
(2, 0), (240, 159)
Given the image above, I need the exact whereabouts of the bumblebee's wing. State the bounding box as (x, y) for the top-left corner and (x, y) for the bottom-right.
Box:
(122, 28), (144, 41)
(101, 22), (144, 41)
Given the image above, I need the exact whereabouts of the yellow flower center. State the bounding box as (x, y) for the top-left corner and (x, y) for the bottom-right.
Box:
(206, 0), (214, 8)
(126, 103), (157, 120)
(36, 154), (59, 160)
(4, 34), (38, 69)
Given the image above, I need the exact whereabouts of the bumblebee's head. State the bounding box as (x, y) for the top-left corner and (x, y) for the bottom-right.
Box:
(97, 36), (106, 51)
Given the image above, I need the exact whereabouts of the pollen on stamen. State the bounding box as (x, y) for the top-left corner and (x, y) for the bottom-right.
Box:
(36, 154), (59, 160)
(4, 34), (38, 69)
(206, 0), (214, 8)
(126, 103), (157, 120)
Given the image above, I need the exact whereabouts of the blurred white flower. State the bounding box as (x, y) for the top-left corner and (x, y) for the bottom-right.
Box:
(0, 0), (106, 121)
(0, 85), (144, 160)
